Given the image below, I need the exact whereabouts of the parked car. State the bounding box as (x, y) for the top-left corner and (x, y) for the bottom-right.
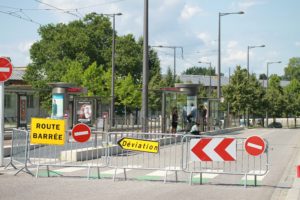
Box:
(268, 122), (282, 128)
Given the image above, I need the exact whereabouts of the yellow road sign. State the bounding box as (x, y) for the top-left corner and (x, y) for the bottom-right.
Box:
(31, 118), (65, 146)
(118, 137), (159, 153)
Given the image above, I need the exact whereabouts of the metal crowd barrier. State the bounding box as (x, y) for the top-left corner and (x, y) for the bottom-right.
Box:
(181, 135), (269, 186)
(107, 132), (183, 183)
(5, 129), (33, 176)
(28, 130), (108, 179)
(7, 128), (270, 186)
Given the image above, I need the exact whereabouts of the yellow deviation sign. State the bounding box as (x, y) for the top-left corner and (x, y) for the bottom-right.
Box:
(31, 118), (65, 146)
(117, 137), (159, 153)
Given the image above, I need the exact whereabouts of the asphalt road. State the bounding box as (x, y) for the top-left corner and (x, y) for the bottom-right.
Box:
(0, 128), (300, 200)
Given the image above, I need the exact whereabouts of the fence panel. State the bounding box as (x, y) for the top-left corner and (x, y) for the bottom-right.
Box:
(107, 132), (183, 182)
(28, 130), (108, 178)
(182, 135), (269, 186)
(5, 129), (33, 176)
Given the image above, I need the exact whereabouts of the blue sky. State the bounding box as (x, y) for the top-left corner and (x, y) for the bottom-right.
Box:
(0, 0), (299, 77)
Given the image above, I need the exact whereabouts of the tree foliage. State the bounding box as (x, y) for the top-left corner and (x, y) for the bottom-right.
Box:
(116, 73), (141, 112)
(182, 66), (216, 75)
(24, 13), (161, 112)
(284, 79), (300, 118)
(283, 57), (300, 80)
(266, 75), (285, 120)
(222, 66), (266, 120)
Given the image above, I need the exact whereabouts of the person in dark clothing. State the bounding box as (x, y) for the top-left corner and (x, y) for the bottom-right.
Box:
(187, 103), (196, 123)
(171, 107), (178, 133)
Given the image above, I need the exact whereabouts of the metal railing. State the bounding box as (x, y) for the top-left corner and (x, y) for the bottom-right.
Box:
(7, 128), (269, 186)
(181, 134), (269, 186)
(28, 130), (108, 179)
(106, 132), (183, 182)
(5, 129), (33, 176)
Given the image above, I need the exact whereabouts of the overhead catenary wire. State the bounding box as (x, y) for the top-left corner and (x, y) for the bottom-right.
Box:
(34, 0), (81, 18)
(0, 10), (41, 25)
(0, 0), (130, 26)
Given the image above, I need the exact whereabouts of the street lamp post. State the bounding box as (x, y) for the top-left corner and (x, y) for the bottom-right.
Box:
(266, 61), (282, 127)
(142, 0), (149, 132)
(218, 11), (244, 100)
(152, 45), (183, 82)
(247, 45), (265, 78)
(217, 11), (244, 129)
(103, 13), (122, 128)
(198, 61), (212, 97)
(246, 44), (265, 127)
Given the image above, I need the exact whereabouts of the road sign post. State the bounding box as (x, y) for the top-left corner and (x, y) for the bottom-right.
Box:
(0, 57), (13, 166)
(72, 123), (91, 143)
(245, 135), (266, 156)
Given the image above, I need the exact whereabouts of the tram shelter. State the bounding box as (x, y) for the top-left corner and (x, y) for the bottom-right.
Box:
(160, 83), (221, 133)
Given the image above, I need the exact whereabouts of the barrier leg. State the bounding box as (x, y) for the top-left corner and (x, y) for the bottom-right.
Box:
(200, 172), (202, 185)
(97, 167), (100, 179)
(254, 175), (257, 187)
(46, 166), (50, 177)
(244, 173), (247, 188)
(113, 168), (117, 182)
(175, 171), (178, 182)
(123, 168), (127, 181)
(164, 170), (168, 184)
(5, 160), (17, 170)
(87, 166), (91, 180)
(189, 172), (193, 185)
(35, 165), (40, 178)
(14, 167), (25, 176)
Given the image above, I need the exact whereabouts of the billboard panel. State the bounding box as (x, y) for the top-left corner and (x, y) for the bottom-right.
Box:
(52, 94), (64, 119)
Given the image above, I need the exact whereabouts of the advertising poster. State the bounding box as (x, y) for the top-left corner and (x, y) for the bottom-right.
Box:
(19, 95), (27, 125)
(52, 94), (64, 119)
(75, 99), (93, 125)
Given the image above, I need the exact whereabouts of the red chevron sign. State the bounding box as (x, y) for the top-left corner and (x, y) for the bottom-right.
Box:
(190, 138), (236, 161)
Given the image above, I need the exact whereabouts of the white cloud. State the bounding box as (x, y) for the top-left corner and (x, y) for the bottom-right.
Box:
(180, 4), (203, 20)
(18, 41), (34, 53)
(223, 41), (246, 64)
(231, 0), (266, 11)
(197, 32), (213, 46)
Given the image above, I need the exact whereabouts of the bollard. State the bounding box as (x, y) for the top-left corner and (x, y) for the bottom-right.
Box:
(297, 165), (300, 178)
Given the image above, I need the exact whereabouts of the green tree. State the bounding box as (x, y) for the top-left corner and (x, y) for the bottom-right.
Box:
(284, 79), (300, 127)
(163, 67), (175, 87)
(61, 60), (84, 85)
(115, 73), (141, 114)
(259, 73), (267, 80)
(82, 62), (111, 103)
(222, 66), (249, 117)
(182, 66), (216, 75)
(266, 75), (285, 122)
(115, 34), (142, 81)
(24, 13), (161, 112)
(283, 57), (300, 80)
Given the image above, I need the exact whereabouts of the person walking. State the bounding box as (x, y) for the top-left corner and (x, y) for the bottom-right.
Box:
(171, 107), (178, 133)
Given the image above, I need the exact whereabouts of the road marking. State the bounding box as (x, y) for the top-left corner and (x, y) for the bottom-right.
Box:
(193, 170), (223, 179)
(247, 142), (263, 150)
(101, 165), (141, 175)
(53, 167), (86, 173)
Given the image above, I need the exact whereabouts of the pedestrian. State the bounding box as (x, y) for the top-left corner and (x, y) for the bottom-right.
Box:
(171, 107), (178, 133)
(190, 122), (200, 135)
(187, 103), (196, 123)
